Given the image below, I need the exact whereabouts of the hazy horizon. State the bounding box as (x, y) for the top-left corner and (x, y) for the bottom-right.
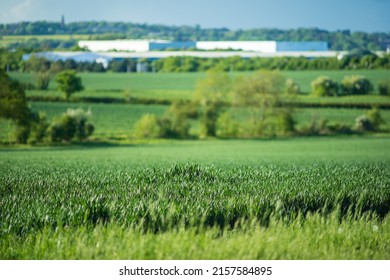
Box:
(0, 0), (390, 33)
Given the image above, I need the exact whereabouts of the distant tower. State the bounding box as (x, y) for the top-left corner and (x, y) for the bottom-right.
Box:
(61, 15), (65, 27)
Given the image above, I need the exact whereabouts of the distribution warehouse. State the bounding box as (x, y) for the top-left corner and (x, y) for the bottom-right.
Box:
(23, 40), (348, 71)
(77, 40), (329, 53)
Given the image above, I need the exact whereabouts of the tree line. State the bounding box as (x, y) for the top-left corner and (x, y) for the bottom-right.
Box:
(132, 71), (387, 140)
(2, 49), (390, 75)
(1, 21), (390, 51)
(0, 69), (92, 144)
(1, 69), (388, 144)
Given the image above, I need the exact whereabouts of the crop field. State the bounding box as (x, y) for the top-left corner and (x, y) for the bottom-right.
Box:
(29, 102), (167, 139)
(0, 102), (389, 141)
(2, 70), (390, 260)
(24, 102), (390, 139)
(1, 137), (390, 259)
(9, 70), (390, 102)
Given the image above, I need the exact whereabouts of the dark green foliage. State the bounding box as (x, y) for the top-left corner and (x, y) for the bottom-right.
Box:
(108, 59), (136, 72)
(49, 108), (94, 142)
(0, 70), (36, 143)
(157, 101), (191, 138)
(378, 80), (390, 96)
(0, 71), (31, 125)
(12, 125), (30, 144)
(355, 107), (385, 132)
(355, 115), (374, 131)
(0, 48), (25, 72)
(200, 103), (221, 137)
(55, 70), (84, 99)
(28, 112), (49, 144)
(299, 114), (353, 136)
(341, 75), (374, 95)
(299, 115), (330, 136)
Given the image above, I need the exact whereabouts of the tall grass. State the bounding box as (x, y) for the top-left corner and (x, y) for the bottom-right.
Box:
(1, 138), (389, 259)
(1, 212), (389, 259)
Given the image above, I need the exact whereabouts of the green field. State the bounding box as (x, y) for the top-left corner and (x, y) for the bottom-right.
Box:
(1, 101), (389, 141)
(25, 102), (390, 139)
(1, 71), (390, 142)
(1, 137), (390, 259)
(9, 70), (390, 102)
(2, 70), (390, 259)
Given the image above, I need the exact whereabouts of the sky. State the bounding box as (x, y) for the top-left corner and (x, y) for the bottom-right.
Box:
(0, 0), (389, 32)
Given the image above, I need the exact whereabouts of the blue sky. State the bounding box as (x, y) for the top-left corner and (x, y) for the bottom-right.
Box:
(0, 0), (389, 32)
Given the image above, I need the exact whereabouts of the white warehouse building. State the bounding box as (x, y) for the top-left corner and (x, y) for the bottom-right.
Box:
(78, 40), (328, 53)
(196, 41), (277, 53)
(78, 40), (169, 52)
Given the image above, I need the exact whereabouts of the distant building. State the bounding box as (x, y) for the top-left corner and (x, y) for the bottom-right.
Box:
(78, 40), (197, 52)
(78, 40), (329, 53)
(195, 41), (276, 52)
(23, 41), (340, 71)
(276, 41), (328, 52)
(22, 52), (112, 68)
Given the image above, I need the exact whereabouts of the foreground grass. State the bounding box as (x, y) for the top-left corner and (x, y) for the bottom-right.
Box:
(2, 213), (389, 260)
(1, 138), (389, 259)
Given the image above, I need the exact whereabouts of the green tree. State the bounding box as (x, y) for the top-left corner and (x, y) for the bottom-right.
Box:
(0, 70), (49, 143)
(311, 76), (339, 97)
(378, 80), (390, 96)
(49, 108), (94, 142)
(55, 70), (84, 99)
(0, 71), (31, 125)
(233, 71), (294, 137)
(216, 112), (239, 138)
(158, 101), (191, 139)
(341, 75), (373, 95)
(25, 55), (53, 90)
(355, 107), (384, 132)
(133, 114), (161, 139)
(193, 70), (231, 137)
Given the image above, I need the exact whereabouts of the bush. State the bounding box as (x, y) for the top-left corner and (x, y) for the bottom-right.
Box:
(28, 112), (49, 144)
(355, 107), (384, 132)
(311, 76), (339, 97)
(158, 102), (191, 139)
(275, 110), (296, 136)
(378, 80), (390, 96)
(285, 78), (300, 94)
(341, 75), (373, 95)
(133, 114), (161, 139)
(12, 125), (30, 144)
(355, 115), (374, 131)
(216, 112), (239, 138)
(49, 108), (94, 142)
(299, 115), (330, 136)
